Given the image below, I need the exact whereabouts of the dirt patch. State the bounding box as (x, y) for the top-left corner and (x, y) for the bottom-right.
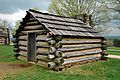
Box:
(0, 62), (32, 80)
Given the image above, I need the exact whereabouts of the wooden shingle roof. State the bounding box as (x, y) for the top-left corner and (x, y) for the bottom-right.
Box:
(27, 9), (101, 37)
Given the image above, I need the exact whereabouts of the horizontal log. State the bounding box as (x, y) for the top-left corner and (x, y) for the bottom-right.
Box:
(36, 38), (49, 42)
(63, 54), (101, 65)
(19, 51), (27, 57)
(21, 30), (48, 34)
(36, 48), (49, 53)
(26, 21), (39, 25)
(63, 44), (101, 48)
(18, 41), (27, 46)
(36, 55), (50, 61)
(18, 33), (27, 36)
(36, 41), (49, 46)
(36, 35), (47, 38)
(18, 56), (27, 61)
(24, 25), (43, 30)
(28, 18), (36, 21)
(37, 52), (48, 55)
(18, 36), (27, 40)
(62, 38), (102, 44)
(36, 32), (47, 35)
(37, 60), (48, 68)
(19, 46), (27, 51)
(63, 48), (102, 58)
(58, 45), (101, 52)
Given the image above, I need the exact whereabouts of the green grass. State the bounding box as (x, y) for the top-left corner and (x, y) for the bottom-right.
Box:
(0, 46), (120, 80)
(0, 45), (20, 62)
(4, 59), (120, 80)
(108, 47), (120, 50)
(107, 47), (120, 55)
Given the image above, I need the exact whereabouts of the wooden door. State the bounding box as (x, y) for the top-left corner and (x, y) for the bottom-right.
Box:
(27, 32), (36, 62)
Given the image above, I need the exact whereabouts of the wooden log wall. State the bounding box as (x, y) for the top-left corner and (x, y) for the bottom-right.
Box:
(14, 17), (49, 61)
(0, 37), (5, 45)
(61, 37), (103, 65)
(13, 15), (107, 70)
(101, 38), (108, 59)
(46, 34), (64, 69)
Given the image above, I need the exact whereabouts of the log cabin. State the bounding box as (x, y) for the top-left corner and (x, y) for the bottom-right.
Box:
(13, 9), (107, 70)
(0, 27), (7, 45)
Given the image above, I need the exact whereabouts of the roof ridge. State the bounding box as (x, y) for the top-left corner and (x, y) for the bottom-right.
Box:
(28, 9), (83, 21)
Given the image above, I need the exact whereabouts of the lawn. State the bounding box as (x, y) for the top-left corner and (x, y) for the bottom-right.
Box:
(0, 45), (120, 80)
(107, 47), (120, 55)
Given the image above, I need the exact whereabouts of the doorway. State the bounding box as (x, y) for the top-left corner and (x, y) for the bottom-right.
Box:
(27, 32), (36, 62)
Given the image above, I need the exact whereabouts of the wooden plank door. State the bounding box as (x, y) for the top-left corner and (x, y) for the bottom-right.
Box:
(27, 32), (36, 62)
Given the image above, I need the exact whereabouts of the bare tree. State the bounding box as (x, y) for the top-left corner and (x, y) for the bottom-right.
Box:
(48, 0), (111, 33)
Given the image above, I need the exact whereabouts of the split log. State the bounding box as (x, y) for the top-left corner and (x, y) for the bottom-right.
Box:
(49, 47), (56, 54)
(48, 54), (55, 60)
(54, 58), (64, 65)
(54, 36), (62, 41)
(55, 51), (63, 58)
(102, 40), (107, 45)
(48, 62), (56, 69)
(55, 41), (62, 48)
(36, 55), (50, 61)
(47, 32), (53, 38)
(48, 40), (56, 45)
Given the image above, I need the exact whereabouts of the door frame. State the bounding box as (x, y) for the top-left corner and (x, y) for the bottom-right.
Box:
(27, 32), (36, 62)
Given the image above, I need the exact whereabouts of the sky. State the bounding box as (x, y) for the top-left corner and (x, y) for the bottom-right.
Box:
(0, 0), (120, 36)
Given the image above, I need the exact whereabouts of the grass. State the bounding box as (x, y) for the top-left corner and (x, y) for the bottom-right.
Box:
(4, 59), (120, 80)
(0, 45), (17, 62)
(107, 47), (120, 55)
(0, 45), (120, 80)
